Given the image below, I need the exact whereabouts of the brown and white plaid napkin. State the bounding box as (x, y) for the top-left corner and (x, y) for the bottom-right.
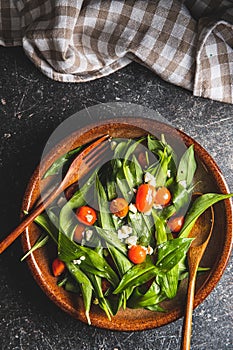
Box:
(1, 0), (233, 104)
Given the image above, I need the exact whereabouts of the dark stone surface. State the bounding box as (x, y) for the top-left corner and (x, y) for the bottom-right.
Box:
(0, 47), (232, 350)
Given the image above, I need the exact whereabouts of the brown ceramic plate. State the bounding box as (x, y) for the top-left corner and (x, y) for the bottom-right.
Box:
(21, 118), (232, 331)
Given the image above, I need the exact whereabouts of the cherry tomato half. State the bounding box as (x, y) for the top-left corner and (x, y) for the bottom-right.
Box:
(110, 198), (129, 218)
(136, 184), (156, 213)
(138, 152), (148, 168)
(73, 224), (85, 243)
(167, 215), (184, 233)
(76, 206), (97, 226)
(128, 245), (147, 264)
(154, 187), (171, 206)
(52, 258), (66, 277)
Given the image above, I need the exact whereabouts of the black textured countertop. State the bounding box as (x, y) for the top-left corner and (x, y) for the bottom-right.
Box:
(0, 47), (232, 350)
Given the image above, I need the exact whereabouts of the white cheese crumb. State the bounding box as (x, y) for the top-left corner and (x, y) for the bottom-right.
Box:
(167, 169), (171, 178)
(144, 172), (156, 187)
(85, 230), (93, 241)
(125, 236), (138, 246)
(80, 256), (86, 261)
(147, 246), (154, 255)
(153, 203), (163, 210)
(146, 187), (154, 204)
(73, 259), (81, 265)
(129, 203), (137, 214)
(86, 214), (94, 223)
(117, 225), (132, 239)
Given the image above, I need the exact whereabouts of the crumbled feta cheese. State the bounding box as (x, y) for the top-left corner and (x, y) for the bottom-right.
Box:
(117, 225), (132, 239)
(153, 203), (163, 210)
(147, 246), (154, 255)
(85, 229), (93, 241)
(122, 225), (133, 235)
(73, 259), (81, 265)
(80, 256), (86, 261)
(144, 172), (156, 187)
(167, 169), (171, 178)
(129, 203), (137, 214)
(125, 236), (138, 246)
(86, 214), (94, 223)
(141, 246), (148, 252)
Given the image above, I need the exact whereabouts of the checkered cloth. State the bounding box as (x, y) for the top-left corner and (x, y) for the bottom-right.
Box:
(1, 1), (233, 104)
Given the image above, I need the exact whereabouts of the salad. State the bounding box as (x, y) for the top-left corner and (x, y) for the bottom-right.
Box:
(24, 134), (232, 325)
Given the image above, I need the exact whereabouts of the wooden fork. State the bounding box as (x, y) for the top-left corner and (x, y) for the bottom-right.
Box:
(0, 134), (110, 254)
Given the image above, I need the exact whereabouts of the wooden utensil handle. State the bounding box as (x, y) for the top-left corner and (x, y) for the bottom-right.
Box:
(0, 183), (62, 254)
(181, 272), (196, 350)
(0, 199), (48, 254)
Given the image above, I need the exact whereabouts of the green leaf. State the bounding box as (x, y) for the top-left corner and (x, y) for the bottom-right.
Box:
(123, 137), (144, 162)
(171, 182), (191, 213)
(116, 171), (131, 202)
(127, 281), (166, 308)
(43, 145), (82, 178)
(131, 155), (143, 185)
(34, 212), (58, 244)
(176, 145), (196, 188)
(58, 232), (119, 287)
(157, 263), (179, 299)
(152, 209), (167, 245)
(95, 226), (127, 255)
(66, 261), (93, 325)
(86, 273), (112, 320)
(95, 175), (115, 230)
(113, 260), (158, 294)
(107, 244), (134, 306)
(108, 245), (132, 277)
(59, 171), (96, 239)
(21, 234), (49, 261)
(179, 193), (233, 238)
(156, 238), (193, 273)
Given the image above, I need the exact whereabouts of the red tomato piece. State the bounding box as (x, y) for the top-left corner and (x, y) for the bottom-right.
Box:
(138, 152), (148, 168)
(167, 216), (184, 233)
(110, 198), (129, 218)
(73, 224), (85, 243)
(135, 184), (156, 213)
(76, 206), (97, 226)
(154, 187), (171, 206)
(52, 258), (66, 277)
(128, 245), (147, 264)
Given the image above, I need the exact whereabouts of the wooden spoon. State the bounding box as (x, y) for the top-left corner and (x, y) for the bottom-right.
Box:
(181, 204), (214, 350)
